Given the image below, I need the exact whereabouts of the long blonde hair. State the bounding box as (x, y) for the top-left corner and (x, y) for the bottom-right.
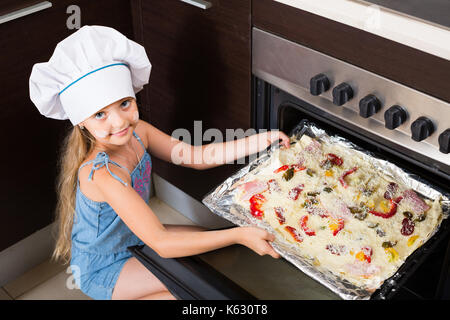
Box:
(51, 125), (96, 265)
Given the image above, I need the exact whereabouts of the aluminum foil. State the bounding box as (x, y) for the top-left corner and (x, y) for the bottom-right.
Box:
(202, 120), (450, 300)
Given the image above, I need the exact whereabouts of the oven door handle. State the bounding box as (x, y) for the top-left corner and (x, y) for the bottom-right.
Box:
(128, 245), (255, 300)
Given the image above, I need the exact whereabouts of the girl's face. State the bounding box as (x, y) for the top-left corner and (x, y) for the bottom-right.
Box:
(80, 97), (139, 146)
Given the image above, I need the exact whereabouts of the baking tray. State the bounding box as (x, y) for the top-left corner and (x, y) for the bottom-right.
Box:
(202, 119), (450, 300)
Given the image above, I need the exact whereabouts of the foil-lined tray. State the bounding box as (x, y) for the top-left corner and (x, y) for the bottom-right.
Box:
(202, 120), (450, 300)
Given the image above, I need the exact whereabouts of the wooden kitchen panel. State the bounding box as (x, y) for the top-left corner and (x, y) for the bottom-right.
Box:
(0, 0), (134, 252)
(253, 0), (450, 103)
(134, 0), (252, 201)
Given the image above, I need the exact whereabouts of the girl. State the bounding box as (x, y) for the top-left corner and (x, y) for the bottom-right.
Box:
(29, 25), (289, 300)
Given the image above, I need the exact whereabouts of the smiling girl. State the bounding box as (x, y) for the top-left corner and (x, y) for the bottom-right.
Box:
(29, 25), (288, 300)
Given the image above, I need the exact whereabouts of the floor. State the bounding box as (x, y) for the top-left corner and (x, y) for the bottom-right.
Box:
(0, 197), (196, 300)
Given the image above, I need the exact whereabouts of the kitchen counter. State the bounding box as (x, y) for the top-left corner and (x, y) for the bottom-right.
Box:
(275, 0), (450, 60)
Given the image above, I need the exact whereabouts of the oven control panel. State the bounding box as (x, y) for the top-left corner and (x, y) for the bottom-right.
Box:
(253, 28), (450, 171)
(309, 73), (445, 147)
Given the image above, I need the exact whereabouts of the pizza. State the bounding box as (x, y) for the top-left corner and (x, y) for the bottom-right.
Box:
(233, 134), (444, 290)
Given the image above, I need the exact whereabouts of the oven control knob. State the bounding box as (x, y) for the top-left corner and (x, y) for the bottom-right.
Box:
(438, 129), (450, 153)
(411, 117), (435, 141)
(332, 83), (354, 106)
(359, 94), (381, 118)
(384, 105), (407, 130)
(310, 73), (330, 96)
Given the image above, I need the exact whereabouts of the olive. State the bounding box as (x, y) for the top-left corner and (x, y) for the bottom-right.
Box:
(283, 168), (295, 181)
(382, 241), (397, 248)
(323, 187), (333, 193)
(367, 222), (379, 228)
(403, 211), (413, 219)
(307, 191), (320, 197)
(414, 214), (426, 222)
(349, 207), (362, 214)
(354, 212), (368, 221)
(306, 169), (315, 177)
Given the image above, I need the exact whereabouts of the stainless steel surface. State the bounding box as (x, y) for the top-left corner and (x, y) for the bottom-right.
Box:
(357, 0), (450, 29)
(0, 2), (52, 25)
(179, 0), (212, 10)
(252, 28), (450, 168)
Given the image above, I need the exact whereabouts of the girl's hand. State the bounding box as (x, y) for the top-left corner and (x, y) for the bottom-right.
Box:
(235, 226), (281, 259)
(258, 130), (290, 149)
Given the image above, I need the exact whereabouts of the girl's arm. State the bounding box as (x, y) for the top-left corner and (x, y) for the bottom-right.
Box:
(192, 130), (290, 170)
(92, 165), (280, 259)
(139, 120), (290, 170)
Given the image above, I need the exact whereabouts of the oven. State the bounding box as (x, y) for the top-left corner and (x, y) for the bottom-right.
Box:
(129, 27), (450, 300)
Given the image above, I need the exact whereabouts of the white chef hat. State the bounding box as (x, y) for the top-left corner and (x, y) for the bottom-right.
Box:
(29, 25), (151, 125)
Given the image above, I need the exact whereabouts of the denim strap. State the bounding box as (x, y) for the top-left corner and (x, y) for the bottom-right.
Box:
(88, 152), (129, 187)
(133, 131), (146, 152)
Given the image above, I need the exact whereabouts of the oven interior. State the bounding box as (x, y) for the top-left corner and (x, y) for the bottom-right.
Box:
(253, 77), (450, 299)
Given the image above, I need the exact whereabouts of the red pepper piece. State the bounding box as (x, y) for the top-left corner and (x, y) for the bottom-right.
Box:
(249, 193), (266, 219)
(339, 166), (358, 188)
(284, 226), (303, 243)
(274, 207), (286, 225)
(362, 246), (373, 263)
(369, 196), (403, 219)
(300, 215), (316, 236)
(356, 246), (373, 263)
(331, 219), (345, 236)
(274, 165), (289, 173)
(327, 153), (343, 166)
(274, 164), (306, 173)
(291, 164), (306, 172)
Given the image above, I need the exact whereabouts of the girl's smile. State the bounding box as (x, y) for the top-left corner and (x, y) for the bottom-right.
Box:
(112, 126), (130, 136)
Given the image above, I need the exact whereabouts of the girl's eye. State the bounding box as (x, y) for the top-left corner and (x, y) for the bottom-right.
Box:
(121, 100), (131, 108)
(94, 112), (105, 119)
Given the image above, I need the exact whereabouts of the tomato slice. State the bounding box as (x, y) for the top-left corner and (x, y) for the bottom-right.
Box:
(249, 193), (266, 219)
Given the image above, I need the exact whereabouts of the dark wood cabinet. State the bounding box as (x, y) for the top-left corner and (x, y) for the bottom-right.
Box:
(0, 0), (135, 252)
(131, 0), (252, 201)
(253, 0), (450, 103)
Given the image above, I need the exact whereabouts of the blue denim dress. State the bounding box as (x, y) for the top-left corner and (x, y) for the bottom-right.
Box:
(70, 131), (151, 300)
